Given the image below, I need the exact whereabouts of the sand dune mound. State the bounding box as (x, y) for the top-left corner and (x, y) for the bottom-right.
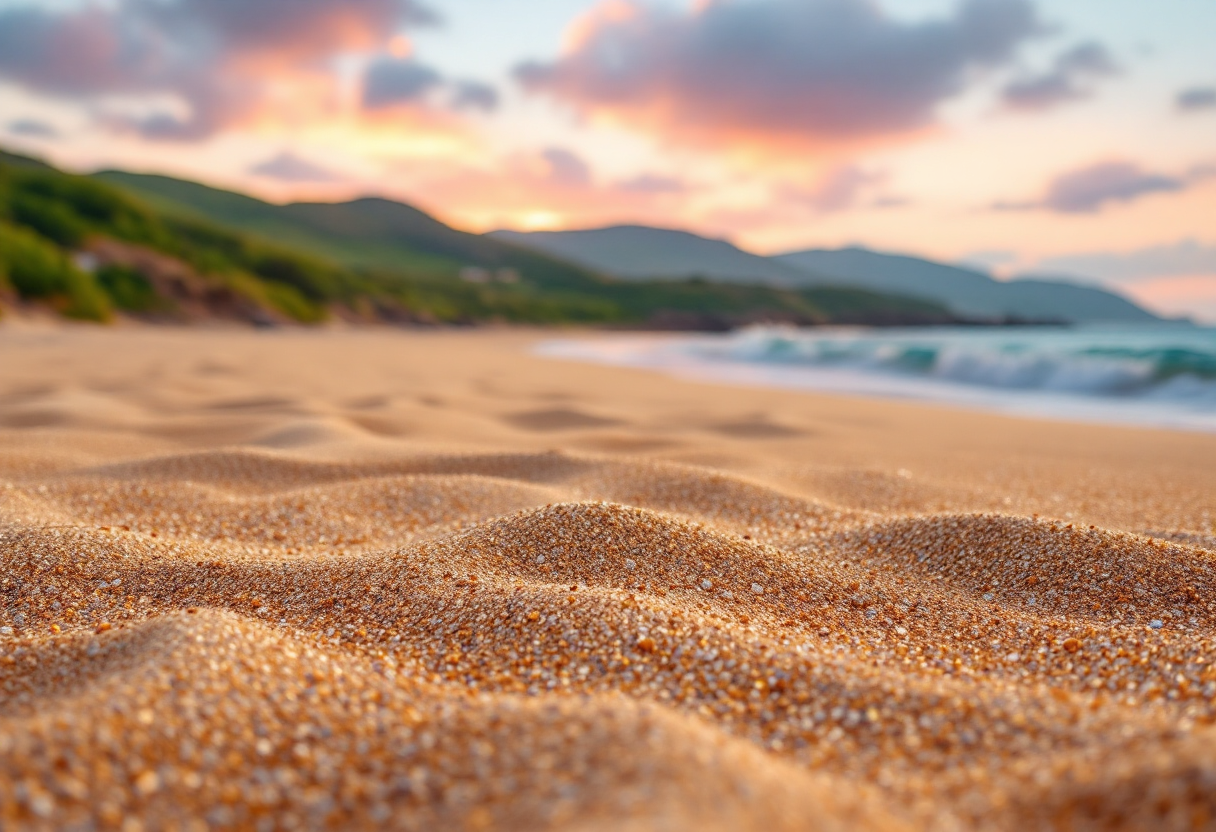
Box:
(247, 415), (387, 449)
(34, 473), (564, 550)
(76, 447), (851, 523)
(0, 611), (201, 715)
(3, 436), (1216, 831)
(421, 500), (803, 596)
(995, 734), (1216, 832)
(0, 610), (903, 832)
(0, 387), (149, 430)
(0, 484), (74, 527)
(565, 458), (872, 533)
(1147, 529), (1216, 552)
(82, 448), (599, 491)
(835, 513), (1216, 629)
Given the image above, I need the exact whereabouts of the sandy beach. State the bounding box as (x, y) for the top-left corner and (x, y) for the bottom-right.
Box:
(3, 324), (1216, 831)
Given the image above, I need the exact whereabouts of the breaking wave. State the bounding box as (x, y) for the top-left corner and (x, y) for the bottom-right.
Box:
(540, 324), (1216, 430)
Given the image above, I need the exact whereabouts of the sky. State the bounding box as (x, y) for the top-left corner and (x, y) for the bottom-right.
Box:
(1, 0), (1214, 320)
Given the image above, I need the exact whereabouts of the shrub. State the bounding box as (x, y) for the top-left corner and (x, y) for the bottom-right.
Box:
(261, 281), (327, 324)
(60, 267), (113, 322)
(0, 222), (111, 321)
(0, 221), (71, 297)
(10, 193), (85, 247)
(97, 264), (162, 313)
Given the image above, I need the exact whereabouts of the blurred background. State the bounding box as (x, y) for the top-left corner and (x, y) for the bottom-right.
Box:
(0, 0), (1213, 322)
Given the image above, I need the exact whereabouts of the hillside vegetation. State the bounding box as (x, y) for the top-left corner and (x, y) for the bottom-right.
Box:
(1, 150), (954, 327)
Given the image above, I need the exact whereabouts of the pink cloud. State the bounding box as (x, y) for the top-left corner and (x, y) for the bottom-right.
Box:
(515, 0), (1043, 153)
(778, 164), (890, 212)
(0, 0), (451, 140)
(393, 148), (694, 231)
(994, 160), (1210, 214)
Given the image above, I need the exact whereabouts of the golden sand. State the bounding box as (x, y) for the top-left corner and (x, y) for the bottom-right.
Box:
(2, 325), (1216, 830)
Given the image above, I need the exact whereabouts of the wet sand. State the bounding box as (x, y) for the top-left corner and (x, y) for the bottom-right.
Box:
(2, 325), (1215, 830)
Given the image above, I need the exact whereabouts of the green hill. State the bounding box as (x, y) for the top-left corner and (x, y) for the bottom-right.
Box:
(0, 149), (956, 327)
(93, 168), (956, 326)
(94, 171), (617, 290)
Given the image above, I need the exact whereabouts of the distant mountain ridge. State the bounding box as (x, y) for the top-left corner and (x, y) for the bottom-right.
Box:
(499, 226), (1161, 324)
(491, 225), (806, 285)
(775, 248), (1158, 323)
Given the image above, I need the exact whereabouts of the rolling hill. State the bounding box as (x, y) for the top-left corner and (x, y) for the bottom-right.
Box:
(94, 171), (610, 291)
(500, 226), (1162, 324)
(491, 225), (806, 285)
(1, 150), (955, 328)
(775, 248), (1159, 323)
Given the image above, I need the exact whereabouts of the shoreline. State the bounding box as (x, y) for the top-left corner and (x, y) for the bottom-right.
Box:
(2, 325), (1212, 533)
(536, 326), (1216, 435)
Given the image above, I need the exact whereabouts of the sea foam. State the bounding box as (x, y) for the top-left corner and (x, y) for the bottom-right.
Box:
(540, 324), (1216, 430)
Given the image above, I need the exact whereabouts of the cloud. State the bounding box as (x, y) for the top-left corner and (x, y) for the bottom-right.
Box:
(389, 148), (696, 232)
(450, 81), (500, 113)
(801, 165), (887, 212)
(150, 0), (440, 56)
(515, 0), (1043, 152)
(1001, 41), (1118, 111)
(616, 174), (687, 195)
(359, 58), (501, 118)
(6, 119), (59, 139)
(541, 148), (592, 187)
(249, 151), (342, 183)
(363, 58), (443, 109)
(1177, 86), (1216, 112)
(996, 161), (1207, 214)
(1043, 162), (1188, 213)
(0, 0), (441, 140)
(773, 164), (893, 213)
(871, 196), (911, 209)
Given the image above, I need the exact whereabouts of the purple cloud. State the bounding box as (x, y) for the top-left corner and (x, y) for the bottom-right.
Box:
(516, 0), (1043, 148)
(450, 81), (500, 113)
(803, 165), (886, 212)
(249, 151), (342, 183)
(145, 0), (440, 55)
(0, 0), (441, 140)
(1177, 87), (1216, 112)
(616, 174), (687, 195)
(996, 161), (1207, 214)
(1002, 41), (1119, 111)
(541, 148), (592, 187)
(6, 119), (59, 139)
(1043, 162), (1185, 213)
(363, 59), (443, 109)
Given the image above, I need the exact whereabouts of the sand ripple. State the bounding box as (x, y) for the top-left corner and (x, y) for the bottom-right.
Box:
(3, 448), (1216, 830)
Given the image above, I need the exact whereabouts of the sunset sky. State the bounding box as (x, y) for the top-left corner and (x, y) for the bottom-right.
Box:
(2, 0), (1214, 318)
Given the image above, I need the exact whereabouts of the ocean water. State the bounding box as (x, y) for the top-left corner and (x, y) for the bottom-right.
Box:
(538, 324), (1216, 432)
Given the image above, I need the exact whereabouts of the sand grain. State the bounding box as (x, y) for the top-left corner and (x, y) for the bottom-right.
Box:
(1, 326), (1215, 830)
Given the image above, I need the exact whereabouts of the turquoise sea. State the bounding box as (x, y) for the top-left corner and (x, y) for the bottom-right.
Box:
(539, 324), (1216, 432)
